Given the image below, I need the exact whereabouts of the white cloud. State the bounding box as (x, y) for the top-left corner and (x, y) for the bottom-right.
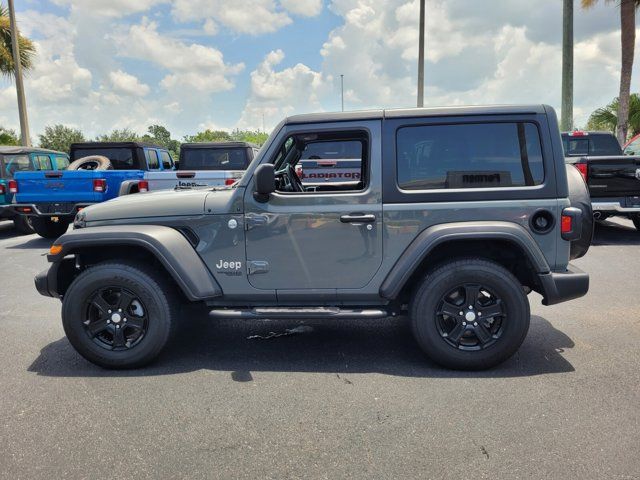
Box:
(114, 20), (244, 93)
(280, 0), (323, 17)
(50, 0), (167, 18)
(109, 70), (150, 97)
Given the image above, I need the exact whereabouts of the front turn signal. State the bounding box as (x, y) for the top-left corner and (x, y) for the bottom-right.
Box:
(49, 245), (63, 255)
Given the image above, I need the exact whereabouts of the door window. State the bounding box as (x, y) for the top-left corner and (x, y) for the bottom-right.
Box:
(159, 151), (173, 169)
(54, 155), (70, 170)
(145, 149), (160, 170)
(271, 131), (368, 193)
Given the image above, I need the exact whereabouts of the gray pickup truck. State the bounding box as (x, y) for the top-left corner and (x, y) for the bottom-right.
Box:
(562, 130), (640, 230)
(36, 105), (590, 370)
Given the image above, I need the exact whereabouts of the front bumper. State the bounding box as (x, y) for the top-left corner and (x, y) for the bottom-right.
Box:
(592, 200), (640, 214)
(8, 203), (94, 218)
(537, 264), (589, 306)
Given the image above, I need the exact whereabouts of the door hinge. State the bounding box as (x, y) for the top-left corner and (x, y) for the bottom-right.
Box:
(247, 260), (269, 275)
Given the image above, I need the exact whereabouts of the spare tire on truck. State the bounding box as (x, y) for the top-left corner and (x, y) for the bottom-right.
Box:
(68, 155), (112, 171)
(566, 163), (593, 260)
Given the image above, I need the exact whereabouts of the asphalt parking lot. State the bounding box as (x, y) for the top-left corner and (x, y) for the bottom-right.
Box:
(0, 218), (638, 479)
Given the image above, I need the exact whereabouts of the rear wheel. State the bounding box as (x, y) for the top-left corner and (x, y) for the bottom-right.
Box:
(32, 217), (70, 239)
(13, 215), (34, 234)
(62, 261), (179, 369)
(410, 258), (530, 370)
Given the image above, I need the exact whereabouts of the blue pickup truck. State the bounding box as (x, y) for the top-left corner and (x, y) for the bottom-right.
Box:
(0, 146), (70, 234)
(10, 141), (174, 238)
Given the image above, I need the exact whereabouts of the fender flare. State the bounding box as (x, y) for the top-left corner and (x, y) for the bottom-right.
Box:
(379, 221), (551, 299)
(47, 225), (222, 301)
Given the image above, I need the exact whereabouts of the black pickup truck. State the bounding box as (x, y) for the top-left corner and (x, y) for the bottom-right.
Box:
(562, 131), (640, 230)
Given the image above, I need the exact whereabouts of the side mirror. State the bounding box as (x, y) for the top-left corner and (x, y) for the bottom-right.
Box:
(253, 164), (275, 202)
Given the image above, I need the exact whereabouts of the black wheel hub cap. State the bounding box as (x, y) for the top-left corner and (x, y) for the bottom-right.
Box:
(435, 283), (506, 351)
(82, 287), (148, 351)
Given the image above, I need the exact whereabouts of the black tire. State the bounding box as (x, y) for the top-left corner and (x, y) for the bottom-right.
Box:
(566, 164), (593, 259)
(31, 217), (70, 239)
(62, 261), (179, 369)
(410, 258), (530, 370)
(13, 215), (34, 234)
(67, 155), (112, 171)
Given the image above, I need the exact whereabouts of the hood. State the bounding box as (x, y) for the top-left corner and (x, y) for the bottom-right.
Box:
(81, 188), (234, 222)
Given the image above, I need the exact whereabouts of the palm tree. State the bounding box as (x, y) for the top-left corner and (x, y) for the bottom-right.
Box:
(582, 0), (640, 144)
(0, 2), (35, 77)
(586, 94), (640, 136)
(561, 0), (574, 131)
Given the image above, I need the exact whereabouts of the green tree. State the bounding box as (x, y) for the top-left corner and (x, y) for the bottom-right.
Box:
(183, 129), (232, 143)
(582, 0), (640, 143)
(38, 124), (85, 153)
(586, 94), (640, 137)
(0, 2), (36, 77)
(230, 129), (269, 146)
(95, 128), (140, 142)
(0, 125), (18, 145)
(140, 124), (180, 158)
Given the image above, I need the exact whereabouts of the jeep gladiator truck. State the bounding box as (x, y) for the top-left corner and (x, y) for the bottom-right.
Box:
(562, 130), (640, 230)
(145, 142), (256, 191)
(0, 146), (69, 234)
(9, 142), (173, 238)
(35, 105), (590, 370)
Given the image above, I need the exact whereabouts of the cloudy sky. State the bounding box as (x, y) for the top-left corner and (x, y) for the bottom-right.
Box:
(0, 0), (634, 140)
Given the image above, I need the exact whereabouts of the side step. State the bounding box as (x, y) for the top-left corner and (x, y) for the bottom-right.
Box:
(208, 307), (390, 320)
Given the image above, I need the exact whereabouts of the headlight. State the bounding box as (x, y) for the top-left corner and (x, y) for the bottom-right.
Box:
(73, 210), (86, 229)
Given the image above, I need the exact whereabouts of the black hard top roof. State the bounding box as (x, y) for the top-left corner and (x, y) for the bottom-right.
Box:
(285, 105), (549, 125)
(0, 146), (66, 155)
(70, 142), (165, 149)
(181, 141), (257, 149)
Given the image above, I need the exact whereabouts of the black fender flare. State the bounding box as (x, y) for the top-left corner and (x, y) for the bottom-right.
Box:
(46, 225), (222, 301)
(379, 221), (551, 299)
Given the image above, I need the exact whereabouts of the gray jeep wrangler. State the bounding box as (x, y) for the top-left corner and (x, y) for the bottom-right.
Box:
(36, 105), (591, 370)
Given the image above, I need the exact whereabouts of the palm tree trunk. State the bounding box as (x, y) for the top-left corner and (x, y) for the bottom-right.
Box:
(616, 0), (636, 145)
(561, 0), (574, 131)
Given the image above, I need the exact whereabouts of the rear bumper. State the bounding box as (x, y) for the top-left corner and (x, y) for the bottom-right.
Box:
(592, 200), (640, 214)
(537, 264), (589, 306)
(7, 203), (94, 218)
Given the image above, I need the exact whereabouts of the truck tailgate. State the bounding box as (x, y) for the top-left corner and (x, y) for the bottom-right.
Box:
(583, 155), (640, 197)
(14, 171), (100, 203)
(145, 170), (243, 191)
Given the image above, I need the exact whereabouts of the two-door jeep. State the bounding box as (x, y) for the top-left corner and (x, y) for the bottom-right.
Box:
(36, 105), (591, 370)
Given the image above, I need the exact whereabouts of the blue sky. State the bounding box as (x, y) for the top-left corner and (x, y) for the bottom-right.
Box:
(0, 0), (633, 141)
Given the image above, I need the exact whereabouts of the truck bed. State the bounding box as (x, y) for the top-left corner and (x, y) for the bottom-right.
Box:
(145, 169), (243, 191)
(569, 155), (640, 198)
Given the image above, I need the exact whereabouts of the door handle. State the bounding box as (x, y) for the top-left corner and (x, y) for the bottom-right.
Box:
(177, 171), (196, 178)
(340, 213), (376, 223)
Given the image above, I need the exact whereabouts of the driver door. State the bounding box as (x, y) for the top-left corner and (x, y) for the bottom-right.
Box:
(243, 120), (383, 295)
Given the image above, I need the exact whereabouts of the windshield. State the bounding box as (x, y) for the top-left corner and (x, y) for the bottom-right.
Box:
(72, 148), (139, 169)
(180, 148), (250, 170)
(1, 154), (34, 178)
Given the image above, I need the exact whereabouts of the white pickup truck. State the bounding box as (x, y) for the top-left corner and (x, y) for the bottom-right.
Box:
(145, 142), (258, 191)
(294, 139), (362, 187)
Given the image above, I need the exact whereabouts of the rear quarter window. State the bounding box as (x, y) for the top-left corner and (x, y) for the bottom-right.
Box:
(396, 122), (544, 190)
(180, 148), (250, 170)
(1, 154), (33, 178)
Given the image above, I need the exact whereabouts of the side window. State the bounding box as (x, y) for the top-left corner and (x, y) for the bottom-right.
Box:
(54, 155), (69, 170)
(159, 151), (173, 169)
(145, 149), (160, 170)
(272, 131), (368, 193)
(34, 155), (53, 170)
(396, 122), (544, 190)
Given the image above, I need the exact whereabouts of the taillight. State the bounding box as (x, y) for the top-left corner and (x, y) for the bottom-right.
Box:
(93, 179), (106, 192)
(138, 180), (149, 193)
(0, 184), (5, 195)
(574, 163), (588, 182)
(568, 130), (588, 137)
(8, 180), (17, 194)
(225, 178), (236, 186)
(561, 214), (573, 234)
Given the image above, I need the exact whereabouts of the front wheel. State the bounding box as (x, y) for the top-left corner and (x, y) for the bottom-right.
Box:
(62, 262), (179, 369)
(32, 217), (70, 239)
(410, 258), (530, 370)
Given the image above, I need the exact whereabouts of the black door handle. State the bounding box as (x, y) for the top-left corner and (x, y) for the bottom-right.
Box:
(340, 213), (376, 223)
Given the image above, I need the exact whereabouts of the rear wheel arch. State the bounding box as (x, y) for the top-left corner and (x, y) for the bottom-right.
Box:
(380, 222), (550, 302)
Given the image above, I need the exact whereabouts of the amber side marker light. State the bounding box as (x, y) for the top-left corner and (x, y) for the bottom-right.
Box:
(50, 245), (63, 255)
